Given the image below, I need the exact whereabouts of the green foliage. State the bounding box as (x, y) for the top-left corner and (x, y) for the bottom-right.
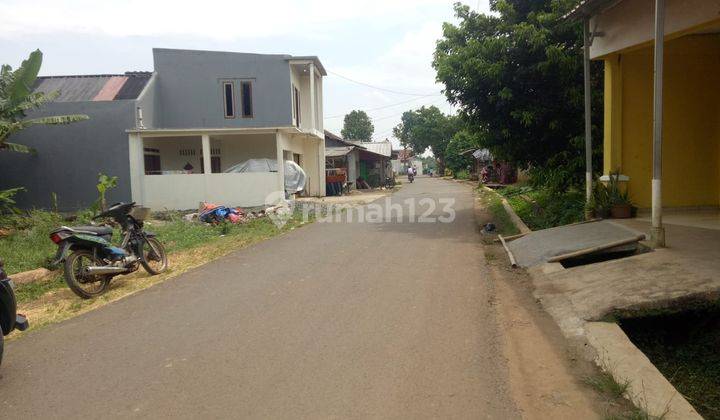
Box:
(503, 187), (584, 230)
(93, 173), (119, 212)
(587, 180), (611, 217)
(341, 110), (374, 141)
(393, 105), (460, 174)
(607, 170), (632, 206)
(455, 169), (470, 180)
(0, 187), (25, 213)
(445, 129), (481, 175)
(1, 50), (89, 154)
(583, 371), (629, 399)
(433, 1), (603, 190)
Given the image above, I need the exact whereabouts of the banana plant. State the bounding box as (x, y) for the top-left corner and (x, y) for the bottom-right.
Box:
(0, 49), (88, 154)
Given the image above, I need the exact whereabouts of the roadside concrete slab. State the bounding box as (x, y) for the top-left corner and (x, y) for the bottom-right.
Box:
(585, 322), (701, 420)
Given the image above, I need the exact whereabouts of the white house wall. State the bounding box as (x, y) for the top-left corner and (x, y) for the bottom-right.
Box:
(141, 172), (277, 210)
(277, 131), (322, 196)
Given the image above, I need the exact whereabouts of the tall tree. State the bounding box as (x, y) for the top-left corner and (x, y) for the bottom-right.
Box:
(433, 1), (603, 190)
(0, 49), (88, 154)
(341, 110), (374, 141)
(393, 105), (459, 176)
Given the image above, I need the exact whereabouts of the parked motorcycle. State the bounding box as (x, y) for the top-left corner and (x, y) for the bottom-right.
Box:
(0, 258), (29, 367)
(49, 202), (168, 299)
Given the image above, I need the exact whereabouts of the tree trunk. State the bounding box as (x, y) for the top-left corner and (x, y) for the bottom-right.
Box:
(436, 157), (446, 177)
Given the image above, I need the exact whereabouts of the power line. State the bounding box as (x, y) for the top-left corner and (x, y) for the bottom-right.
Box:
(327, 70), (440, 96)
(324, 94), (441, 120)
(369, 97), (448, 123)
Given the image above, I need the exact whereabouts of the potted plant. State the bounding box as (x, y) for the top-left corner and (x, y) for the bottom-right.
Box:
(587, 180), (611, 219)
(607, 170), (633, 219)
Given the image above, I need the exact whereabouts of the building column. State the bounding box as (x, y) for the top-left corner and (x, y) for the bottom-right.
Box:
(309, 63), (316, 133)
(128, 133), (145, 205)
(651, 0), (666, 247)
(275, 131), (286, 200)
(201, 135), (212, 174)
(583, 18), (593, 207)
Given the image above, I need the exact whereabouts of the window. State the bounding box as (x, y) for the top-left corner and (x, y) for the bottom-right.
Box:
(144, 148), (161, 175)
(200, 147), (222, 173)
(293, 85), (301, 127)
(223, 81), (235, 118)
(240, 81), (253, 118)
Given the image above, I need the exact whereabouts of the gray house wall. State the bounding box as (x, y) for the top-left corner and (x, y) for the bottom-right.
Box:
(152, 48), (293, 129)
(0, 101), (135, 211)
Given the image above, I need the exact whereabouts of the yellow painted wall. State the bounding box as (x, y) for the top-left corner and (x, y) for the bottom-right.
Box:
(604, 35), (720, 208)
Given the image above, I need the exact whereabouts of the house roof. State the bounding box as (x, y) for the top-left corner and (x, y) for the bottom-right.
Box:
(324, 130), (364, 148)
(564, 0), (619, 21)
(325, 146), (356, 158)
(32, 72), (153, 102)
(346, 140), (392, 157)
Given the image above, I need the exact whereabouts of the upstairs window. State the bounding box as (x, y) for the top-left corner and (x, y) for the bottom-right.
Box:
(240, 81), (253, 118)
(293, 85), (301, 127)
(223, 81), (235, 118)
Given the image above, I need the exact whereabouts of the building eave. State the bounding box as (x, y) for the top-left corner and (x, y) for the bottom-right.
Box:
(126, 126), (306, 137)
(564, 0), (621, 21)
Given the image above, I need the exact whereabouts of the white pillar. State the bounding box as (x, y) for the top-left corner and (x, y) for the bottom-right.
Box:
(275, 131), (286, 200)
(309, 63), (316, 133)
(651, 0), (666, 247)
(201, 134), (212, 174)
(128, 133), (145, 205)
(318, 137), (326, 196)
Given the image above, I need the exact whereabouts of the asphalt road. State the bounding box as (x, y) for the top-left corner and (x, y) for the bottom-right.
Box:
(1, 177), (519, 419)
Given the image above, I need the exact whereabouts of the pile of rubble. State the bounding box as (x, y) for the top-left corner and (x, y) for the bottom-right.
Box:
(182, 202), (286, 225)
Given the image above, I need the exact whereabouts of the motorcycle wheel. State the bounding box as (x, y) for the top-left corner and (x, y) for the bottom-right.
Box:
(141, 238), (168, 275)
(64, 250), (111, 299)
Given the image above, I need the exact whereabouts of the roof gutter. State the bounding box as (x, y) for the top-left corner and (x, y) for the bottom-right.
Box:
(563, 0), (622, 21)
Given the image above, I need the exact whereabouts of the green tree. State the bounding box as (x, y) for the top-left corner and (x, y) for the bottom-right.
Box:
(0, 49), (88, 154)
(433, 1), (603, 190)
(341, 110), (374, 141)
(393, 106), (459, 175)
(445, 130), (482, 175)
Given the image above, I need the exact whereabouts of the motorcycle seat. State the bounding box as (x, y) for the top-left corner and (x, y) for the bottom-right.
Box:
(69, 225), (114, 236)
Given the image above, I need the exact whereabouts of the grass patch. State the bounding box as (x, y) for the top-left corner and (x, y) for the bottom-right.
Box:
(0, 211), (69, 274)
(8, 211), (312, 335)
(584, 371), (630, 399)
(476, 187), (520, 236)
(499, 186), (584, 230)
(605, 407), (667, 420)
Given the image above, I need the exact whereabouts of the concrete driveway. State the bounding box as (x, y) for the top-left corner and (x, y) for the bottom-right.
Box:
(1, 177), (519, 419)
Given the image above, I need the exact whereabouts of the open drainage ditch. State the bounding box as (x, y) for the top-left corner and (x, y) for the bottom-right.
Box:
(619, 306), (720, 419)
(559, 243), (651, 269)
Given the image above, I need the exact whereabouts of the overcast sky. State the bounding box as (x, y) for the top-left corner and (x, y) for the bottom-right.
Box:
(0, 0), (491, 147)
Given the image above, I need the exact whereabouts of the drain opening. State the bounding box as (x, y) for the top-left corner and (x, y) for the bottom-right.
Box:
(559, 243), (651, 268)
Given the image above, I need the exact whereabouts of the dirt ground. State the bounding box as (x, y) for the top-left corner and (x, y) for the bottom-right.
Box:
(475, 198), (633, 419)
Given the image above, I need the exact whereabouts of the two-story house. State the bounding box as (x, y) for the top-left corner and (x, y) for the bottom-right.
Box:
(0, 48), (326, 211)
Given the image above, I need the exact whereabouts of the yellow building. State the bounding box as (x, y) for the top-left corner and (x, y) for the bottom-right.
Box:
(568, 0), (720, 246)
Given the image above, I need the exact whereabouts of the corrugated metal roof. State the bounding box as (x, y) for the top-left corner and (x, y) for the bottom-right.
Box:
(346, 140), (392, 157)
(33, 72), (152, 102)
(325, 146), (355, 157)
